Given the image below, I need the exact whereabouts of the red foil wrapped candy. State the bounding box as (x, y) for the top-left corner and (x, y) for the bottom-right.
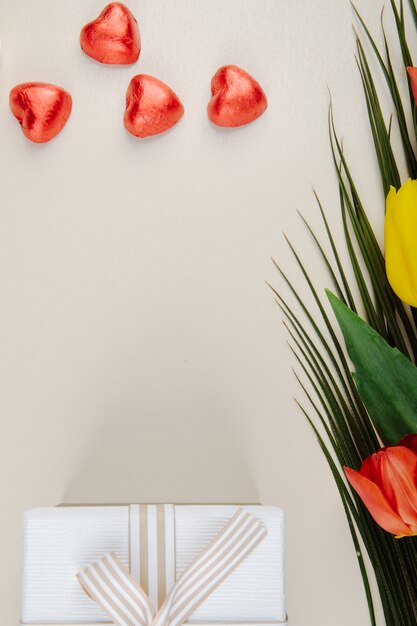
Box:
(80, 3), (140, 65)
(9, 82), (72, 144)
(124, 75), (184, 138)
(208, 65), (267, 128)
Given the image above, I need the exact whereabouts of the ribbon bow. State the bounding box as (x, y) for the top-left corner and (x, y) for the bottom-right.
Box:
(77, 507), (267, 626)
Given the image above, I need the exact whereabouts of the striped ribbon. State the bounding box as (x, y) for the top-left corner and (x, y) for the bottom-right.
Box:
(77, 508), (267, 626)
(129, 505), (176, 610)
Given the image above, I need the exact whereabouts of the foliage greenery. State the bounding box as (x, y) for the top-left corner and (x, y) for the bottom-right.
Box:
(271, 2), (417, 623)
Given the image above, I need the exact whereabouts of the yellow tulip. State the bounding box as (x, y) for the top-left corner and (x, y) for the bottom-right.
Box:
(385, 179), (417, 307)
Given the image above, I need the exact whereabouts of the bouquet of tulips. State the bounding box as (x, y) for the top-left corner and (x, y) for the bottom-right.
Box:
(273, 2), (417, 624)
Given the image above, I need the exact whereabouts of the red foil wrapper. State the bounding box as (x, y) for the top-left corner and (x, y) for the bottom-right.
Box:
(9, 83), (72, 144)
(208, 65), (267, 127)
(124, 75), (184, 138)
(80, 2), (140, 65)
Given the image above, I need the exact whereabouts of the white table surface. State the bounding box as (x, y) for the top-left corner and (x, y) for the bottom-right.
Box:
(0, 1), (404, 624)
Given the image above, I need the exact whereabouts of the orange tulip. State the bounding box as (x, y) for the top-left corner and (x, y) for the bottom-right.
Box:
(407, 67), (417, 105)
(399, 433), (417, 453)
(344, 440), (417, 537)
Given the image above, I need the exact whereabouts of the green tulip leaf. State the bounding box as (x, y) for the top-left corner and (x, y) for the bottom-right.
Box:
(326, 290), (417, 445)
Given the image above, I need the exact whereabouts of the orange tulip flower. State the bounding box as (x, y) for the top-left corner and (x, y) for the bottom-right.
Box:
(399, 433), (417, 453)
(407, 67), (417, 105)
(344, 439), (417, 537)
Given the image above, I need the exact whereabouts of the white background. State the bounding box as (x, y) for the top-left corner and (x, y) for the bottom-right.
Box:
(0, 1), (409, 624)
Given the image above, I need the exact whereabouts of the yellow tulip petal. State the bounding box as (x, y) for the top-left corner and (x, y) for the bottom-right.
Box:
(385, 179), (417, 307)
(386, 185), (397, 216)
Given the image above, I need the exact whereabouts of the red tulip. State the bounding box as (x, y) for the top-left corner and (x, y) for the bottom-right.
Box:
(344, 442), (417, 537)
(399, 433), (417, 454)
(407, 67), (417, 105)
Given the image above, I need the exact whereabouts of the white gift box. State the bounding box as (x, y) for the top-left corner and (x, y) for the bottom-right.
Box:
(21, 504), (286, 625)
